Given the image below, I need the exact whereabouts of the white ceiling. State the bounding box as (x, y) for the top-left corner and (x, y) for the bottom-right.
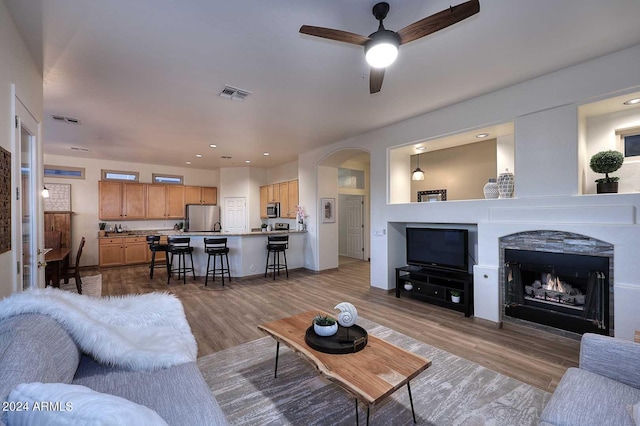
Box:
(6, 0), (640, 170)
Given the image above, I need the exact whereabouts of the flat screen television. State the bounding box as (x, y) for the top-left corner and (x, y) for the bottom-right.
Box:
(406, 227), (469, 272)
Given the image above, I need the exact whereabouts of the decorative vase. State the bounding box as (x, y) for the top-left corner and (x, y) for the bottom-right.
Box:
(314, 322), (338, 337)
(497, 168), (515, 198)
(483, 178), (499, 199)
(404, 282), (413, 291)
(596, 182), (618, 194)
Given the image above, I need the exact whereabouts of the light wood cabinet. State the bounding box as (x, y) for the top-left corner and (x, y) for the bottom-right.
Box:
(286, 180), (299, 219)
(99, 182), (145, 220)
(99, 237), (124, 267)
(185, 186), (217, 205)
(124, 237), (148, 265)
(145, 185), (185, 219)
(259, 180), (298, 218)
(99, 236), (151, 267)
(99, 181), (123, 220)
(44, 212), (72, 249)
(166, 185), (185, 219)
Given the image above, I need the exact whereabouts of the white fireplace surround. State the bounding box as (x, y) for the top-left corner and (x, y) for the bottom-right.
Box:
(474, 202), (640, 340)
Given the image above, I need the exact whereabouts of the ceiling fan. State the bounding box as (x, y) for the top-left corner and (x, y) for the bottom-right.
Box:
(300, 0), (480, 94)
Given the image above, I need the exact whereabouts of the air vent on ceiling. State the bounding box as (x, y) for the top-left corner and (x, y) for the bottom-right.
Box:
(221, 156), (232, 159)
(219, 85), (251, 102)
(51, 114), (81, 125)
(70, 147), (89, 152)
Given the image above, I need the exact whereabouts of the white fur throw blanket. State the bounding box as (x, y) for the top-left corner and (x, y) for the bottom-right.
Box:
(0, 288), (197, 371)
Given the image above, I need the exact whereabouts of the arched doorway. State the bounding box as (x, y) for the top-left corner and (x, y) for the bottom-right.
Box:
(317, 149), (370, 268)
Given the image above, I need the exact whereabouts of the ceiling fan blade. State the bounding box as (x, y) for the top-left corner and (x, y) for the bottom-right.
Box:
(300, 25), (370, 46)
(370, 68), (385, 94)
(397, 0), (480, 45)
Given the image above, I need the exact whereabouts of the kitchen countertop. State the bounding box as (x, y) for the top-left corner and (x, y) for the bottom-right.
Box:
(98, 230), (306, 238)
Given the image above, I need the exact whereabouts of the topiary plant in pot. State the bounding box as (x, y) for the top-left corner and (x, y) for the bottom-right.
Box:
(590, 150), (624, 194)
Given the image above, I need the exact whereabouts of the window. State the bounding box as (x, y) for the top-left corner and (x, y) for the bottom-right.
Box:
(338, 168), (364, 189)
(616, 126), (640, 159)
(101, 169), (139, 181)
(44, 165), (85, 179)
(152, 173), (183, 184)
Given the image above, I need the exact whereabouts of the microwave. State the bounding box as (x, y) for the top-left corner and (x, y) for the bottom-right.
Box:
(266, 202), (280, 218)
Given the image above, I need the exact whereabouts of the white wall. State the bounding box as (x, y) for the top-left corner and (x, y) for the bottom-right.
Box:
(585, 108), (640, 194)
(267, 160), (298, 184)
(295, 43), (640, 339)
(496, 134), (515, 177)
(0, 2), (43, 298)
(44, 154), (220, 266)
(317, 165), (338, 270)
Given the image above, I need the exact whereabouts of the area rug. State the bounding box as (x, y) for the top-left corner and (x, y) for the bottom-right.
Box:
(197, 318), (551, 425)
(59, 274), (102, 297)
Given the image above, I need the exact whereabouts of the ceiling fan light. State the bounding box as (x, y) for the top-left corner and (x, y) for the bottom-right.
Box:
(365, 30), (400, 68)
(412, 167), (425, 181)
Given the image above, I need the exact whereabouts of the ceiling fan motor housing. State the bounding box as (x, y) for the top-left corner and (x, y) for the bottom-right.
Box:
(365, 30), (401, 68)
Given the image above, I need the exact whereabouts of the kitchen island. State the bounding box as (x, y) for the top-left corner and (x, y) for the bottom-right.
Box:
(100, 230), (306, 279)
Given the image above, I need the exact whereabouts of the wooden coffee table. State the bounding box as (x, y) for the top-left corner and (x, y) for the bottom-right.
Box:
(258, 311), (432, 425)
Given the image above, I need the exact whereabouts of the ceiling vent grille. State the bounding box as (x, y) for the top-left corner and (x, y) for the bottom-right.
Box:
(219, 85), (251, 102)
(51, 114), (81, 125)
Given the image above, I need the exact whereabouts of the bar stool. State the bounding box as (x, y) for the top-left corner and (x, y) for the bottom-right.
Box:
(265, 235), (289, 280)
(146, 235), (168, 279)
(204, 238), (231, 287)
(167, 236), (195, 285)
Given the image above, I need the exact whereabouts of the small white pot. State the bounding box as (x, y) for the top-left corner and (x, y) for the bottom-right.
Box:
(314, 322), (338, 337)
(404, 283), (413, 291)
(451, 295), (461, 304)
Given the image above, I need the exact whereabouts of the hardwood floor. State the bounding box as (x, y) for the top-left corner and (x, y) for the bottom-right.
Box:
(99, 259), (579, 392)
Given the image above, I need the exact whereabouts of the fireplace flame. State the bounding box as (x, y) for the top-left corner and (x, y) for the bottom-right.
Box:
(545, 273), (567, 293)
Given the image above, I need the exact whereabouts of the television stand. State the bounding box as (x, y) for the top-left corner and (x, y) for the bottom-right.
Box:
(395, 266), (473, 317)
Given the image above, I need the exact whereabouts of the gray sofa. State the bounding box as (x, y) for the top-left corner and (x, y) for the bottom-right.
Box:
(540, 333), (640, 425)
(0, 313), (227, 426)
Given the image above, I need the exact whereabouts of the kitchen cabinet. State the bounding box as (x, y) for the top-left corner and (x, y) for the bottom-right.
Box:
(44, 212), (72, 249)
(259, 180), (298, 218)
(185, 186), (217, 205)
(146, 184), (185, 219)
(99, 237), (124, 267)
(99, 182), (146, 220)
(99, 236), (150, 267)
(281, 180), (299, 219)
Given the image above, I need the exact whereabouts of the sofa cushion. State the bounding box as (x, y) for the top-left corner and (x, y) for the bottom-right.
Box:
(7, 382), (168, 426)
(73, 355), (228, 426)
(0, 314), (81, 425)
(540, 367), (640, 426)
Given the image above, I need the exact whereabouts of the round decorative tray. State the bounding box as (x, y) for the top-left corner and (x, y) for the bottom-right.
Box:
(304, 324), (368, 354)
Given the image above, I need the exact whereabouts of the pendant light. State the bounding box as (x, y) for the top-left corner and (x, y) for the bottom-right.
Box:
(412, 154), (425, 181)
(42, 186), (50, 198)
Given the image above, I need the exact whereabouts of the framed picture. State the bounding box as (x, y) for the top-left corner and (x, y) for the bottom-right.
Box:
(321, 198), (335, 223)
(44, 183), (72, 211)
(0, 146), (10, 254)
(417, 189), (447, 202)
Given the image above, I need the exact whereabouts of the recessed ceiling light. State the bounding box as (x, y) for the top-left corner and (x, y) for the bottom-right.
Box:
(416, 146), (426, 150)
(185, 161), (191, 165)
(624, 98), (640, 105)
(209, 144), (217, 148)
(195, 154), (203, 158)
(263, 152), (270, 156)
(245, 160), (251, 163)
(476, 133), (489, 138)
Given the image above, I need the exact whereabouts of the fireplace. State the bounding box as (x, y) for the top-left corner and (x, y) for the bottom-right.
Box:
(499, 231), (614, 337)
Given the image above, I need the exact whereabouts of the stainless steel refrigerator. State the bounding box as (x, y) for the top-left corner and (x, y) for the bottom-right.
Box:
(185, 205), (220, 231)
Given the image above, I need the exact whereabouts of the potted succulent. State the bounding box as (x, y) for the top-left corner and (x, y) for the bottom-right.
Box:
(450, 290), (461, 304)
(590, 150), (624, 194)
(312, 314), (338, 337)
(98, 222), (107, 237)
(261, 223), (268, 232)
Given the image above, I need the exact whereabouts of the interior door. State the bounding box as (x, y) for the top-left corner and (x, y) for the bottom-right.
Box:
(14, 92), (42, 291)
(345, 195), (364, 259)
(223, 197), (246, 234)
